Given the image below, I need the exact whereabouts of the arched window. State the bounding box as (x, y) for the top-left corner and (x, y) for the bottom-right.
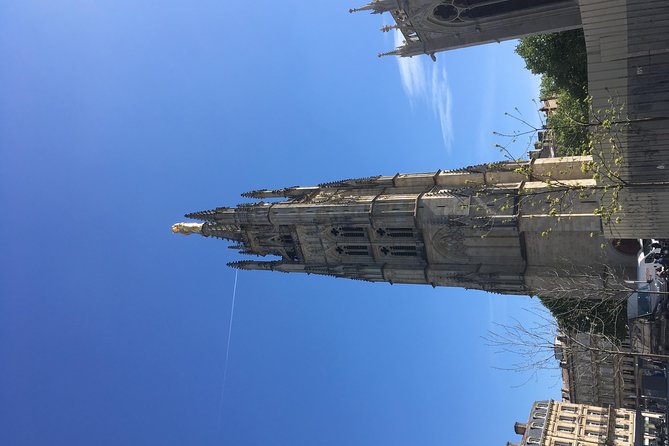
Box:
(434, 0), (567, 23)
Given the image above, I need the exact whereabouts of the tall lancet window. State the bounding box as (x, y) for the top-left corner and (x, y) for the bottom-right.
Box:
(277, 234), (294, 244)
(336, 245), (369, 256)
(376, 228), (414, 238)
(331, 227), (366, 238)
(380, 246), (418, 257)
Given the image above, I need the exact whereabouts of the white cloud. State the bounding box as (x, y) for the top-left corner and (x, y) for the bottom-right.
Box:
(395, 32), (428, 99)
(394, 30), (453, 151)
(431, 66), (453, 150)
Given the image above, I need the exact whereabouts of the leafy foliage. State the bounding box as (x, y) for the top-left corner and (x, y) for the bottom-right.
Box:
(516, 30), (590, 157)
(516, 30), (588, 100)
(545, 92), (590, 156)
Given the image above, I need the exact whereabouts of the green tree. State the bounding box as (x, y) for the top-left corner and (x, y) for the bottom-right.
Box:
(516, 29), (588, 100)
(516, 31), (593, 156)
(545, 92), (590, 156)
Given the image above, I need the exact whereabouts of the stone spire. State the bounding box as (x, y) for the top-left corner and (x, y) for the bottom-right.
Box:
(380, 24), (398, 33)
(378, 39), (426, 58)
(378, 49), (404, 58)
(227, 260), (284, 271)
(184, 209), (218, 222)
(349, 0), (397, 14)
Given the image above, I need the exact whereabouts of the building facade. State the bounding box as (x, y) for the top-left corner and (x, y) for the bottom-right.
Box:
(508, 400), (665, 446)
(578, 0), (669, 239)
(174, 156), (636, 296)
(554, 331), (637, 410)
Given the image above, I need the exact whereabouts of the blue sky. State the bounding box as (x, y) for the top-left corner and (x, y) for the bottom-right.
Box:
(1, 1), (558, 445)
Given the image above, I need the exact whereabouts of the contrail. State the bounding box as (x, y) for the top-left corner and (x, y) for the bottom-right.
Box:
(216, 270), (239, 438)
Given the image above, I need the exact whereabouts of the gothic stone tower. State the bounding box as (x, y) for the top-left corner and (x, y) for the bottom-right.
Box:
(173, 156), (636, 298)
(351, 0), (582, 58)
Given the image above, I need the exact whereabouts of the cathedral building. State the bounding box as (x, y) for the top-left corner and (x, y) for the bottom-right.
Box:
(350, 0), (582, 58)
(173, 156), (636, 297)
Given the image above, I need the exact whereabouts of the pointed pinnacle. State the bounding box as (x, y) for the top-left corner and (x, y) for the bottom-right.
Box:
(185, 209), (217, 221)
(349, 5), (373, 13)
(241, 190), (266, 199)
(227, 260), (282, 271)
(378, 49), (402, 58)
(349, 0), (396, 14)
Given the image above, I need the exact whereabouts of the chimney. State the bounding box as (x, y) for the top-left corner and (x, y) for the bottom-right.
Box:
(514, 422), (527, 435)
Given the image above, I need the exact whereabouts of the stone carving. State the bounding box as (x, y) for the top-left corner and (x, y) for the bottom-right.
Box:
(310, 191), (360, 205)
(431, 224), (468, 262)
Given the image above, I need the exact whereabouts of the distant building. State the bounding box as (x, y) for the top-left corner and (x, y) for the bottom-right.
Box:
(531, 98), (559, 160)
(507, 400), (665, 446)
(555, 330), (669, 415)
(554, 331), (637, 409)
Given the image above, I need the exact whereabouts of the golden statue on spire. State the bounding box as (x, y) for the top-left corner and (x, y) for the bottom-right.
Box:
(171, 222), (204, 236)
